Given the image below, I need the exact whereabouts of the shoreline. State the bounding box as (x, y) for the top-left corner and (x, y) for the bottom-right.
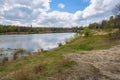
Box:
(0, 32), (76, 35)
(0, 31), (120, 80)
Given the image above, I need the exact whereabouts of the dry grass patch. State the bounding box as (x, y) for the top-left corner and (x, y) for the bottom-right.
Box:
(32, 63), (45, 74)
(12, 69), (30, 80)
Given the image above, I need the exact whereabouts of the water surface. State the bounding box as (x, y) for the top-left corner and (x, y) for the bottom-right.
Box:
(0, 33), (75, 60)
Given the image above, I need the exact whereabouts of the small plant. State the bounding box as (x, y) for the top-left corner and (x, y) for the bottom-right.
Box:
(33, 63), (45, 74)
(108, 32), (112, 39)
(13, 48), (25, 60)
(0, 53), (3, 56)
(40, 48), (44, 52)
(17, 48), (25, 54)
(3, 57), (8, 61)
(58, 43), (62, 47)
(65, 37), (73, 44)
(109, 31), (120, 40)
(13, 53), (18, 60)
(65, 38), (69, 44)
(37, 49), (41, 53)
(1, 57), (8, 65)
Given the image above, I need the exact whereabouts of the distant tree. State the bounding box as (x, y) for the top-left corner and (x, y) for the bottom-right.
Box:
(110, 16), (114, 22)
(0, 25), (3, 33)
(113, 3), (120, 31)
(113, 3), (120, 16)
(100, 20), (107, 29)
(89, 22), (100, 31)
(106, 16), (114, 31)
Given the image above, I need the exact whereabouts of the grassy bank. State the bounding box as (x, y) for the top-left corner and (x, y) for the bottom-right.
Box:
(0, 32), (120, 80)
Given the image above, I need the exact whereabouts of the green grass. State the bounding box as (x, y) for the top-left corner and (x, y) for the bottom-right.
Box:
(0, 34), (119, 80)
(54, 35), (117, 54)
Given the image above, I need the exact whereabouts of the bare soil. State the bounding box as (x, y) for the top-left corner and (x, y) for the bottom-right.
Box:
(64, 45), (120, 80)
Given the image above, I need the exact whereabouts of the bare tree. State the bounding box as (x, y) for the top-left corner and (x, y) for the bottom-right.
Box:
(113, 3), (120, 16)
(113, 3), (120, 31)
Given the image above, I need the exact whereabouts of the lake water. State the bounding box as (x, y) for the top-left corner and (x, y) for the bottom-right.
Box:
(0, 33), (75, 60)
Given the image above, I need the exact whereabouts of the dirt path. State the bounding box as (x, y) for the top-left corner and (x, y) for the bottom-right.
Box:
(65, 45), (120, 80)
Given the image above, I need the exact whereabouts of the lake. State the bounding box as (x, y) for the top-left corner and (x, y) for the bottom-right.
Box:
(0, 33), (75, 60)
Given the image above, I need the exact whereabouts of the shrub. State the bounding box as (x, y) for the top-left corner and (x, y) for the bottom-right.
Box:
(40, 48), (44, 52)
(58, 43), (62, 47)
(1, 57), (8, 65)
(2, 57), (8, 62)
(33, 63), (45, 74)
(13, 53), (18, 60)
(37, 49), (41, 53)
(65, 38), (69, 44)
(109, 31), (120, 40)
(13, 48), (25, 60)
(83, 27), (92, 37)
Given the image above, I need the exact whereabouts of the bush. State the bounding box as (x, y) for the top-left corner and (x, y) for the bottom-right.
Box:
(13, 48), (25, 60)
(2, 57), (8, 62)
(40, 48), (44, 52)
(1, 57), (8, 65)
(33, 63), (45, 74)
(84, 27), (92, 37)
(109, 31), (120, 40)
(13, 53), (18, 60)
(58, 43), (62, 47)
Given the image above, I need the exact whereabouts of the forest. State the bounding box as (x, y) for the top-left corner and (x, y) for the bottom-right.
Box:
(0, 25), (83, 34)
(88, 3), (120, 31)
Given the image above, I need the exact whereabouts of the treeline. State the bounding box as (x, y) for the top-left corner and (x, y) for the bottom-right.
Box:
(88, 3), (120, 31)
(0, 25), (83, 34)
(88, 15), (120, 31)
(82, 3), (120, 40)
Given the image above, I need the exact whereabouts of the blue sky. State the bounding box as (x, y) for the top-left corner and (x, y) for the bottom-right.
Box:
(50, 0), (90, 13)
(0, 0), (119, 27)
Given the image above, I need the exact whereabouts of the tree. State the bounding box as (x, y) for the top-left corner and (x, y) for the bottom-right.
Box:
(105, 16), (114, 31)
(0, 25), (3, 33)
(113, 3), (120, 16)
(100, 20), (107, 29)
(113, 3), (120, 31)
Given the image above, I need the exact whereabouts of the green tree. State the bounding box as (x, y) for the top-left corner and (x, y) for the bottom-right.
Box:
(107, 16), (114, 31)
(113, 3), (120, 31)
(0, 25), (3, 33)
(109, 16), (114, 28)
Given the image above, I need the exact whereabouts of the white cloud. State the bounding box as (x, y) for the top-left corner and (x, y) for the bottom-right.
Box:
(58, 3), (65, 9)
(33, 11), (73, 27)
(0, 0), (51, 25)
(0, 0), (120, 27)
(82, 0), (118, 18)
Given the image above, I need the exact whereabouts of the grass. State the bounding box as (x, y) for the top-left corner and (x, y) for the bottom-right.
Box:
(54, 34), (118, 54)
(13, 70), (30, 80)
(32, 63), (45, 74)
(0, 32), (120, 80)
(13, 48), (25, 60)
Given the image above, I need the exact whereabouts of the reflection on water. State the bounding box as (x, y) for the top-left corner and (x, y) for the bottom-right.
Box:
(0, 33), (75, 60)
